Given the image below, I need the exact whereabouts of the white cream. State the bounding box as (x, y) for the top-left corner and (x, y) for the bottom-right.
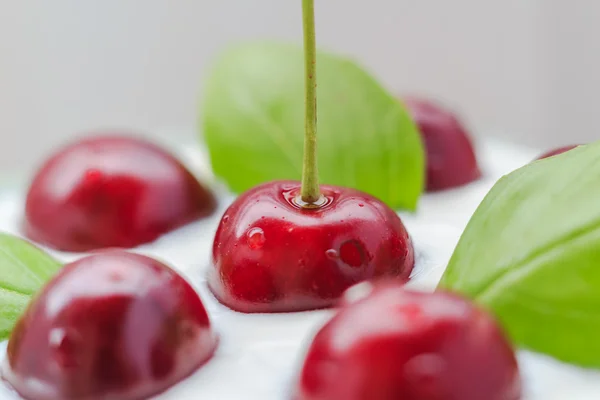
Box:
(0, 139), (598, 400)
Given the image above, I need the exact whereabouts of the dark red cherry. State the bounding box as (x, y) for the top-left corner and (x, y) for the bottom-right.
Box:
(294, 283), (521, 400)
(208, 181), (414, 313)
(24, 135), (217, 252)
(2, 251), (217, 400)
(403, 97), (481, 192)
(535, 144), (579, 160)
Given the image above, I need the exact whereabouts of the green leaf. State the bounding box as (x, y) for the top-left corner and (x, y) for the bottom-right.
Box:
(0, 233), (62, 340)
(438, 142), (600, 367)
(200, 42), (424, 210)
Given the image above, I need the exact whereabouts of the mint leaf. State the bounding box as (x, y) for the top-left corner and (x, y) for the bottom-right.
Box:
(439, 142), (600, 367)
(200, 42), (424, 210)
(0, 233), (61, 340)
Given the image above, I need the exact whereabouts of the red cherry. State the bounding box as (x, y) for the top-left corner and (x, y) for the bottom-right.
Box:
(2, 251), (217, 400)
(403, 97), (482, 192)
(208, 181), (414, 313)
(24, 135), (217, 252)
(535, 145), (579, 160)
(294, 283), (521, 400)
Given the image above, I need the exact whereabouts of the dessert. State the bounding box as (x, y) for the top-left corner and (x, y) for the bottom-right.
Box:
(207, 0), (414, 313)
(2, 251), (217, 400)
(403, 97), (481, 191)
(208, 181), (413, 313)
(294, 283), (521, 400)
(0, 1), (598, 399)
(535, 144), (579, 160)
(1, 138), (599, 400)
(24, 135), (217, 252)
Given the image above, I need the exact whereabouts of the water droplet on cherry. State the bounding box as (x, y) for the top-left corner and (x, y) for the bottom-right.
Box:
(247, 227), (266, 249)
(325, 249), (338, 259)
(339, 240), (366, 267)
(222, 215), (230, 224)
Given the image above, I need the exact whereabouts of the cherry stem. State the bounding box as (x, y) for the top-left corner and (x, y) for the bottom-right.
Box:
(300, 0), (321, 204)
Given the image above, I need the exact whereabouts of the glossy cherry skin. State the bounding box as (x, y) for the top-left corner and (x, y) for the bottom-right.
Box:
(535, 144), (580, 160)
(295, 283), (521, 400)
(24, 135), (217, 252)
(2, 251), (218, 400)
(208, 180), (414, 313)
(403, 97), (482, 192)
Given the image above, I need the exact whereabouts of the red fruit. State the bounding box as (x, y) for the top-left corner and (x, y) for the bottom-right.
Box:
(535, 145), (579, 160)
(403, 97), (481, 192)
(2, 251), (217, 400)
(294, 283), (521, 400)
(24, 135), (217, 252)
(208, 181), (414, 313)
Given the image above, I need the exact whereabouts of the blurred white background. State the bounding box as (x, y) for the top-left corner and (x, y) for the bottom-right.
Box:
(0, 0), (598, 173)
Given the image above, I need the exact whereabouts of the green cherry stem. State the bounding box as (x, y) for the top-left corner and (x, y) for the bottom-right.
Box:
(300, 0), (321, 204)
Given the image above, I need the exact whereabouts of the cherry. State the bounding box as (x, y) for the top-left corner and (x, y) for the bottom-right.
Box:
(403, 97), (481, 192)
(208, 2), (414, 313)
(535, 144), (579, 160)
(294, 283), (521, 400)
(208, 181), (414, 313)
(2, 251), (217, 400)
(24, 135), (217, 252)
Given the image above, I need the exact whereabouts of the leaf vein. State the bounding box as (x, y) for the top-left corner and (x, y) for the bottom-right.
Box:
(0, 246), (43, 285)
(231, 86), (302, 177)
(0, 281), (32, 298)
(474, 217), (600, 302)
